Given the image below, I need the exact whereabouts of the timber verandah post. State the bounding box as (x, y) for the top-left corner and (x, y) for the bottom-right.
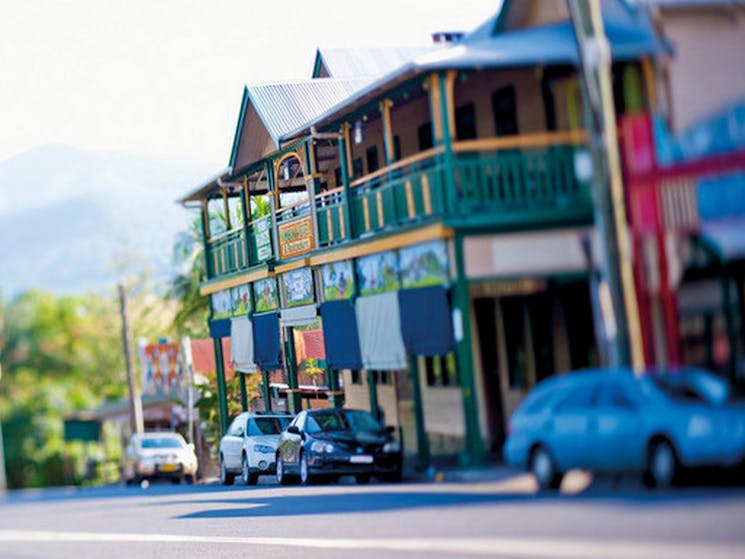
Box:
(436, 70), (486, 466)
(213, 336), (230, 435)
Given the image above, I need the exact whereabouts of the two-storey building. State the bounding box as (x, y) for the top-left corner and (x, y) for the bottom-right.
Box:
(179, 0), (665, 467)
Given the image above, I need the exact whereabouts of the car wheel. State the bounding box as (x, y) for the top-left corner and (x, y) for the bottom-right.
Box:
(355, 474), (371, 485)
(530, 445), (563, 491)
(185, 474), (195, 484)
(242, 454), (258, 486)
(220, 455), (235, 486)
(276, 453), (290, 486)
(381, 467), (403, 483)
(299, 452), (312, 486)
(644, 439), (677, 489)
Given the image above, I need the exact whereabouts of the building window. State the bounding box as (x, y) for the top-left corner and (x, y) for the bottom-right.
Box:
(492, 85), (518, 136)
(455, 103), (477, 140)
(418, 122), (433, 151)
(352, 157), (363, 180)
(350, 370), (363, 385)
(424, 353), (458, 387)
(366, 146), (379, 173)
(393, 135), (402, 161)
(334, 166), (342, 187)
(371, 370), (393, 385)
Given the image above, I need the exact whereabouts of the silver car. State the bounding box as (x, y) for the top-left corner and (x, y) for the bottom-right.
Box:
(122, 431), (198, 484)
(218, 411), (293, 485)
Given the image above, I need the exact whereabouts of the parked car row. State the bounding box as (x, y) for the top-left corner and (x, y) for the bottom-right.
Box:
(504, 367), (745, 490)
(218, 408), (403, 486)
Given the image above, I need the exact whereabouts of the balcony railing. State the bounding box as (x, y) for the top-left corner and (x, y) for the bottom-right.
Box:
(206, 132), (592, 280)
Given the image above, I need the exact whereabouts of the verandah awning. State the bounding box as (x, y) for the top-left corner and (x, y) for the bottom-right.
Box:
(253, 312), (282, 370)
(398, 286), (455, 357)
(230, 316), (257, 373)
(320, 300), (363, 370)
(355, 292), (407, 371)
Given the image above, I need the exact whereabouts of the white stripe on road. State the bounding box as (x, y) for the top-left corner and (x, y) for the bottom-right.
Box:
(0, 530), (742, 559)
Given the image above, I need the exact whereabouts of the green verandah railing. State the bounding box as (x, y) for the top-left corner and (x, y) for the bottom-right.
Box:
(207, 133), (591, 278)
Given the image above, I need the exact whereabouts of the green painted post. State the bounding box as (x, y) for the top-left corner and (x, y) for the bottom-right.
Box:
(262, 370), (272, 411)
(408, 355), (430, 470)
(240, 179), (253, 267)
(284, 326), (303, 414)
(200, 201), (213, 278)
(338, 134), (354, 239)
(239, 373), (248, 412)
(367, 370), (379, 417)
(213, 337), (230, 435)
(452, 233), (486, 466)
(437, 73), (457, 212)
(327, 368), (343, 409)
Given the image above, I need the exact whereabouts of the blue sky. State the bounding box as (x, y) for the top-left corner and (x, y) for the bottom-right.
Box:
(0, 0), (500, 167)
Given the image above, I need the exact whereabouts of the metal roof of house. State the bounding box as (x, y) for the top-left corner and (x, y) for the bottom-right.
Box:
(313, 46), (437, 78)
(281, 13), (667, 141)
(247, 77), (375, 147)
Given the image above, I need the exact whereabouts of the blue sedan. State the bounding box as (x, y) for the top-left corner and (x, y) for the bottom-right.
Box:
(504, 368), (745, 490)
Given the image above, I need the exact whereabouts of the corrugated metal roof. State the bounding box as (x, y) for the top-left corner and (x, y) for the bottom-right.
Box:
(315, 46), (436, 78)
(247, 77), (375, 146)
(281, 14), (667, 142)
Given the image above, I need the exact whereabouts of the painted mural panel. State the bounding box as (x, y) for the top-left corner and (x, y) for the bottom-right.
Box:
(321, 260), (355, 301)
(253, 278), (279, 312)
(356, 251), (400, 296)
(399, 240), (450, 288)
(230, 284), (251, 315)
(211, 289), (233, 320)
(254, 216), (273, 262)
(282, 268), (315, 307)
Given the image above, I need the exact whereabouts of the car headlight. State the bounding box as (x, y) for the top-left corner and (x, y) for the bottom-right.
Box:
(138, 456), (155, 467)
(383, 440), (400, 453)
(253, 444), (274, 454)
(687, 414), (713, 438)
(310, 441), (336, 453)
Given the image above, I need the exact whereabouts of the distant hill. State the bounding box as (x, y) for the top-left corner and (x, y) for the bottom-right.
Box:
(0, 144), (221, 297)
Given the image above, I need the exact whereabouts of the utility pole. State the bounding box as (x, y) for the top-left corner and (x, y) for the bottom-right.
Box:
(0, 362), (6, 491)
(567, 0), (645, 372)
(181, 336), (195, 445)
(118, 283), (144, 435)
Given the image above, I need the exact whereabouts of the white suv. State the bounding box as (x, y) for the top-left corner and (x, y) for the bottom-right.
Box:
(218, 412), (293, 485)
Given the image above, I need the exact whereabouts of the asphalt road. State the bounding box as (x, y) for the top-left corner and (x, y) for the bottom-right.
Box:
(1, 471), (745, 559)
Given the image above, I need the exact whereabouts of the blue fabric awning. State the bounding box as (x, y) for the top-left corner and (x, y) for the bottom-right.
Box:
(398, 286), (455, 357)
(252, 312), (282, 370)
(209, 318), (231, 339)
(699, 218), (745, 262)
(320, 300), (363, 370)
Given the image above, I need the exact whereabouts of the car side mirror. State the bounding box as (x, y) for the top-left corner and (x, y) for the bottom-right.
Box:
(385, 426), (396, 435)
(287, 425), (301, 435)
(187, 443), (195, 452)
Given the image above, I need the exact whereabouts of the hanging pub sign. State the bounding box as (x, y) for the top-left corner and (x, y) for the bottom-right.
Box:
(399, 240), (450, 288)
(321, 260), (355, 301)
(230, 283), (251, 315)
(278, 216), (314, 259)
(254, 278), (279, 312)
(282, 268), (315, 307)
(253, 216), (273, 262)
(211, 289), (233, 320)
(356, 251), (400, 296)
(140, 342), (184, 397)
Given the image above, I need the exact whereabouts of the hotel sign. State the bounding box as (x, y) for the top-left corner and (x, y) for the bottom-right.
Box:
(278, 216), (314, 259)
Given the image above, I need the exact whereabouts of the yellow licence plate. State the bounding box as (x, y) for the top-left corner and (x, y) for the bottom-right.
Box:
(159, 464), (179, 472)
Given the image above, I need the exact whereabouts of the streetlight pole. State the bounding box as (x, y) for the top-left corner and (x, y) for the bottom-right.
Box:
(567, 0), (645, 371)
(118, 283), (144, 435)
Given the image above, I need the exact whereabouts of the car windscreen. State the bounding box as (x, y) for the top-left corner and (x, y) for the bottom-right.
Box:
(650, 376), (710, 405)
(250, 417), (291, 435)
(141, 438), (183, 449)
(307, 410), (381, 433)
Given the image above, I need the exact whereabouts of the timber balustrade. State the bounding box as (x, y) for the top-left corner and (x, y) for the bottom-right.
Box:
(206, 131), (593, 279)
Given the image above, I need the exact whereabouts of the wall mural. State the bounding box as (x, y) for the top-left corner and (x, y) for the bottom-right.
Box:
(399, 240), (450, 288)
(322, 260), (355, 301)
(211, 289), (233, 320)
(253, 278), (279, 312)
(282, 268), (315, 307)
(231, 284), (251, 315)
(356, 251), (400, 296)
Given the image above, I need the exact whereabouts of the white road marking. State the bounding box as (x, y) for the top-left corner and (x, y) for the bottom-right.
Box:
(0, 530), (743, 558)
